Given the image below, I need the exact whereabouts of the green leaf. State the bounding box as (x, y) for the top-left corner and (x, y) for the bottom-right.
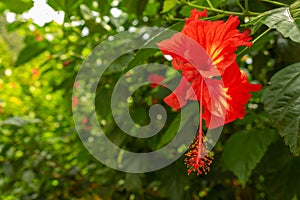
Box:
(107, 53), (133, 75)
(125, 0), (149, 17)
(256, 140), (300, 200)
(48, 0), (83, 19)
(98, 0), (110, 16)
(162, 0), (177, 13)
(154, 102), (198, 150)
(266, 157), (300, 200)
(1, 0), (33, 14)
(160, 162), (189, 200)
(262, 63), (300, 155)
(124, 173), (143, 192)
(137, 0), (150, 16)
(123, 22), (184, 73)
(144, 0), (160, 16)
(156, 113), (181, 149)
(48, 0), (82, 11)
(247, 0), (300, 43)
(222, 129), (277, 185)
(15, 41), (48, 67)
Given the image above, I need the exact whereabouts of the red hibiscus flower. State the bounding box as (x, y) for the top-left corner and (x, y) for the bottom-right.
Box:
(202, 63), (261, 129)
(158, 9), (261, 175)
(148, 74), (165, 88)
(159, 9), (252, 76)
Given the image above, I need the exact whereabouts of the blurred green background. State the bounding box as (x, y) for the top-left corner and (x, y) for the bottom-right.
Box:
(0, 0), (300, 199)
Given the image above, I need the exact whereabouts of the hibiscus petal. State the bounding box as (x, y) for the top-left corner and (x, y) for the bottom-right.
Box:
(158, 33), (219, 78)
(163, 78), (191, 109)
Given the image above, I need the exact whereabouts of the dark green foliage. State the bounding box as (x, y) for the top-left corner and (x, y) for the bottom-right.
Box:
(0, 0), (299, 199)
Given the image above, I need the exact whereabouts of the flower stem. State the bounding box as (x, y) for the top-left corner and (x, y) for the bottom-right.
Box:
(169, 14), (226, 22)
(197, 79), (204, 158)
(236, 0), (245, 11)
(202, 14), (226, 21)
(168, 16), (185, 21)
(186, 1), (260, 16)
(252, 28), (272, 43)
(206, 0), (214, 9)
(186, 2), (243, 16)
(245, 0), (249, 14)
(261, 0), (289, 7)
(237, 28), (272, 57)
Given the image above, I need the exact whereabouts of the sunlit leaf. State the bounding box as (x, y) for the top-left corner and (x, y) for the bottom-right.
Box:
(1, 0), (33, 14)
(162, 0), (177, 13)
(247, 0), (300, 43)
(262, 62), (300, 155)
(144, 0), (160, 16)
(48, 0), (83, 19)
(15, 41), (48, 67)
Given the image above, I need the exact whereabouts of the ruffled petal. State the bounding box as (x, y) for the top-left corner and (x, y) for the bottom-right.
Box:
(163, 79), (191, 109)
(203, 63), (261, 129)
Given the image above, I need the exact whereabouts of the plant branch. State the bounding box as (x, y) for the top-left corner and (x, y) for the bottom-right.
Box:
(237, 28), (272, 57)
(169, 14), (226, 22)
(236, 0), (245, 11)
(261, 0), (289, 7)
(185, 2), (260, 16)
(168, 15), (185, 21)
(206, 0), (214, 9)
(245, 0), (249, 13)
